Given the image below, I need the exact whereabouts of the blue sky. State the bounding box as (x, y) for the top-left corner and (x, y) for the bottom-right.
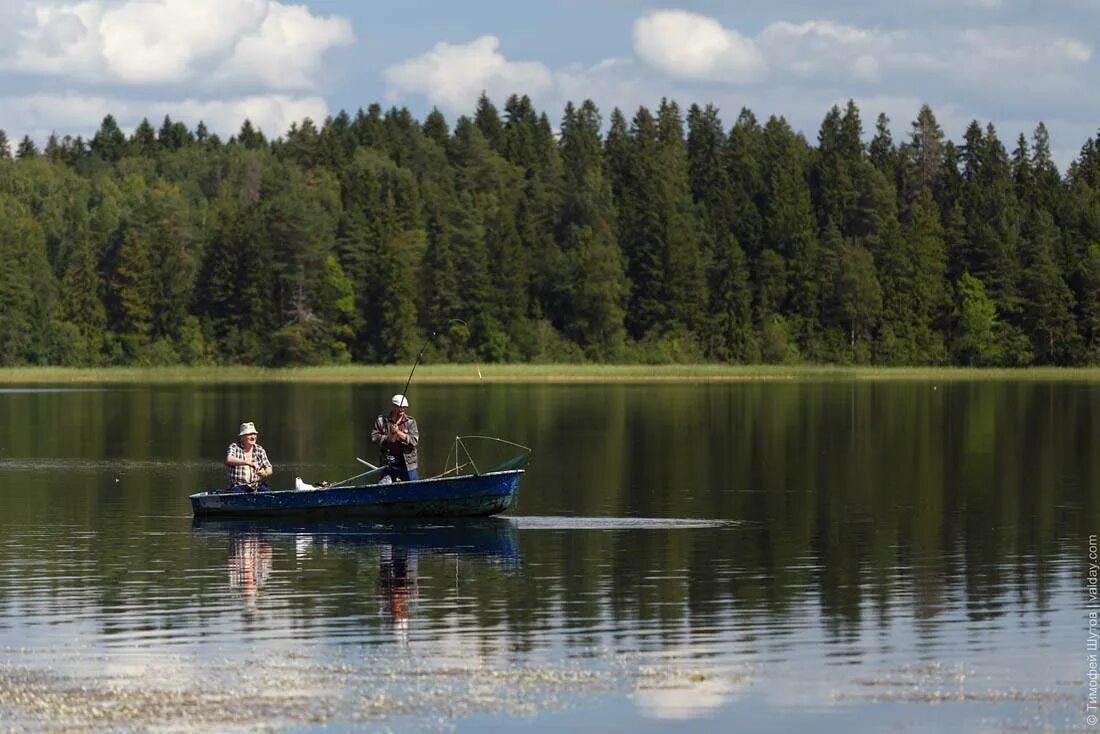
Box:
(2, 0), (1098, 168)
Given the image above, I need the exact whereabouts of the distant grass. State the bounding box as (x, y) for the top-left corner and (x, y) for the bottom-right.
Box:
(2, 364), (1100, 384)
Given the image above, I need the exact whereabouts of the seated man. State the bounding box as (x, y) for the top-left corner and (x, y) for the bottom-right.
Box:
(371, 394), (420, 483)
(225, 421), (273, 492)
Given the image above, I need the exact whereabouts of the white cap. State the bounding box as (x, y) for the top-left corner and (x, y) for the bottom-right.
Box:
(238, 421), (258, 436)
(391, 394), (409, 408)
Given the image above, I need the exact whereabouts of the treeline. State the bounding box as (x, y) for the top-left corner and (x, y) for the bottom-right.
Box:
(0, 95), (1098, 366)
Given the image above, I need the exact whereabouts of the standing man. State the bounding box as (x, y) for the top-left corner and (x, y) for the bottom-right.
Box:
(371, 394), (420, 483)
(225, 421), (273, 492)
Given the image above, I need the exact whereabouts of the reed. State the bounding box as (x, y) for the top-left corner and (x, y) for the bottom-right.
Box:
(1, 364), (1099, 383)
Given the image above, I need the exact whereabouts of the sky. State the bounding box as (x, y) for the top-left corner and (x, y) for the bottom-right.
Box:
(1, 0), (1098, 168)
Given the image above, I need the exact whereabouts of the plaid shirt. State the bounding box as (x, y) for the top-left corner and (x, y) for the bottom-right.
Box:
(371, 414), (419, 470)
(226, 441), (272, 488)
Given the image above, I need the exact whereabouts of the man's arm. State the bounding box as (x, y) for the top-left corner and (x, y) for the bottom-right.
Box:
(225, 444), (250, 467)
(371, 417), (386, 446)
(401, 418), (419, 448)
(256, 447), (273, 478)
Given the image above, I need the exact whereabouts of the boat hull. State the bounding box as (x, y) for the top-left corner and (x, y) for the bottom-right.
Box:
(190, 470), (523, 518)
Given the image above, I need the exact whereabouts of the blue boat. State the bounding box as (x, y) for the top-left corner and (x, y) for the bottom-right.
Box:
(190, 469), (524, 518)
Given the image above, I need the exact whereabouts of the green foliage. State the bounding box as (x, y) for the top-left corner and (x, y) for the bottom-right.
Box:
(954, 272), (1002, 365)
(0, 195), (56, 365)
(555, 100), (627, 359)
(0, 97), (1093, 366)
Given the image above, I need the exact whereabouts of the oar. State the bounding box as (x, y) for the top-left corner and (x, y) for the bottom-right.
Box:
(356, 457), (379, 469)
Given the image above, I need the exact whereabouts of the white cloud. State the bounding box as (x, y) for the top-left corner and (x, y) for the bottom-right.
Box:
(628, 10), (1091, 95)
(2, 91), (329, 143)
(10, 1), (107, 80)
(633, 10), (765, 83)
(99, 0), (266, 83)
(214, 2), (355, 90)
(2, 0), (353, 90)
(383, 35), (554, 111)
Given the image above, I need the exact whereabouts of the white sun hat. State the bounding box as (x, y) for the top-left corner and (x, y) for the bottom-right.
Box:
(391, 394), (409, 407)
(238, 421), (258, 436)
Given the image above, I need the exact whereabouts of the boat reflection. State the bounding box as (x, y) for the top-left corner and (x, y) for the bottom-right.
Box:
(194, 517), (520, 628)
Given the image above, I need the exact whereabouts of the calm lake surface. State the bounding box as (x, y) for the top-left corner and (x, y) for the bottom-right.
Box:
(0, 380), (1094, 731)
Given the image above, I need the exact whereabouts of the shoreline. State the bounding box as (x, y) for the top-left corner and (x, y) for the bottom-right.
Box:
(1, 364), (1100, 383)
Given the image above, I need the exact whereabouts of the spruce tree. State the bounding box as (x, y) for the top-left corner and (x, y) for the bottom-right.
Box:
(130, 118), (157, 157)
(59, 228), (107, 365)
(422, 108), (450, 148)
(554, 99), (627, 357)
(16, 136), (39, 159)
(617, 105), (665, 339)
(0, 196), (44, 364)
(109, 226), (155, 360)
(474, 92), (505, 154)
(723, 108), (766, 259)
(1019, 209), (1077, 363)
(91, 115), (127, 162)
(236, 119), (266, 150)
(655, 98), (705, 337)
(687, 103), (753, 360)
(761, 115), (819, 355)
(959, 122), (1026, 361)
(869, 113), (896, 180)
(908, 104), (945, 202)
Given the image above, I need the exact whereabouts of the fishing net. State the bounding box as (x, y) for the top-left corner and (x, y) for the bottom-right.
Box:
(438, 436), (532, 478)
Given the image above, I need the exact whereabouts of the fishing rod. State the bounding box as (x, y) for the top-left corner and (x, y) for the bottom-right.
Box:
(401, 318), (469, 400)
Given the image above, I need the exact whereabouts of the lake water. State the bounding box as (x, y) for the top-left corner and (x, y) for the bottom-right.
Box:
(0, 380), (1093, 731)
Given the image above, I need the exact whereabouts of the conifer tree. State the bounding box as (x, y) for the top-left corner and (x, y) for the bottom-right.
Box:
(0, 196), (45, 364)
(91, 115), (126, 162)
(422, 202), (462, 338)
(869, 113), (896, 180)
(761, 115), (819, 355)
(959, 122), (1025, 355)
(1019, 209), (1077, 363)
(59, 226), (107, 365)
(44, 134), (63, 162)
(16, 136), (39, 159)
(655, 98), (706, 336)
(109, 226), (155, 359)
(617, 106), (665, 339)
(474, 93), (505, 154)
(422, 108), (450, 148)
(877, 190), (947, 363)
(724, 108), (766, 260)
(687, 103), (753, 360)
(158, 115), (192, 151)
(236, 119), (266, 150)
(130, 118), (157, 157)
(908, 104), (945, 201)
(145, 181), (198, 347)
(353, 105), (385, 149)
(554, 99), (627, 357)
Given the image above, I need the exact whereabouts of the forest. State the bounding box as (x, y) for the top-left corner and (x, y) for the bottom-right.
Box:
(0, 94), (1098, 367)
